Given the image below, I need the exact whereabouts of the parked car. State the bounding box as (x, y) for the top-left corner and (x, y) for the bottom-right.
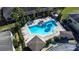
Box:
(7, 17), (16, 23)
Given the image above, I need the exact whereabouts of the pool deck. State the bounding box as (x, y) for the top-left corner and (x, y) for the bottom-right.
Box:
(29, 16), (52, 27)
(21, 17), (66, 44)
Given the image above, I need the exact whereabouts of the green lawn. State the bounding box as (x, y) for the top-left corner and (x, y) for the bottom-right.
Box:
(61, 7), (79, 19)
(16, 47), (20, 51)
(0, 23), (16, 31)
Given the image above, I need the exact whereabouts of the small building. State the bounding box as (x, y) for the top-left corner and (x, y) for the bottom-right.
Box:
(47, 43), (76, 51)
(0, 31), (14, 51)
(67, 14), (79, 34)
(60, 31), (75, 39)
(26, 35), (46, 51)
(59, 31), (77, 44)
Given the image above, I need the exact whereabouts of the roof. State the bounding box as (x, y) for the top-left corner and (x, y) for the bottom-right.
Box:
(22, 7), (37, 11)
(22, 7), (52, 15)
(69, 14), (79, 23)
(0, 8), (1, 14)
(47, 43), (76, 51)
(1, 7), (53, 19)
(60, 31), (74, 39)
(0, 31), (13, 51)
(0, 7), (2, 10)
(27, 36), (46, 51)
(2, 7), (14, 19)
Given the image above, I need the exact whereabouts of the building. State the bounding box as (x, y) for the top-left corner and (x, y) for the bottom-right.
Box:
(0, 7), (16, 25)
(46, 43), (76, 51)
(0, 7), (2, 21)
(60, 31), (75, 39)
(26, 35), (46, 51)
(22, 7), (54, 15)
(67, 14), (79, 34)
(60, 31), (77, 44)
(2, 7), (14, 20)
(0, 31), (14, 51)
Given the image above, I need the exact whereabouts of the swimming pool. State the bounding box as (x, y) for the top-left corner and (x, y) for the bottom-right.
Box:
(28, 19), (57, 35)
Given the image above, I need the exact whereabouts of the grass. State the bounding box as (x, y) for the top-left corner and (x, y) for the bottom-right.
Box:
(0, 23), (16, 31)
(61, 7), (79, 19)
(15, 47), (21, 51)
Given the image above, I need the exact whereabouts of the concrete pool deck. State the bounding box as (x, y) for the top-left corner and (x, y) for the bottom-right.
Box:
(28, 16), (52, 27)
(21, 17), (66, 44)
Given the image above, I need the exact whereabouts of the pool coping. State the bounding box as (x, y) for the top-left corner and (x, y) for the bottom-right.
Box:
(27, 19), (58, 38)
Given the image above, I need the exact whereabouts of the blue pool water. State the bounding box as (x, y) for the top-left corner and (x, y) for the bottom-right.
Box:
(29, 19), (57, 35)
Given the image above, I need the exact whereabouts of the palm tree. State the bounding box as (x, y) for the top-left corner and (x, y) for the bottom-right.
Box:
(11, 7), (26, 29)
(11, 7), (27, 50)
(27, 15), (31, 21)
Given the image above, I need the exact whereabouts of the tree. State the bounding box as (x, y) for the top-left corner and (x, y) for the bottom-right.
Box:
(12, 8), (25, 17)
(56, 12), (62, 21)
(13, 38), (19, 48)
(45, 39), (52, 47)
(54, 36), (60, 42)
(69, 38), (74, 40)
(11, 8), (27, 50)
(18, 29), (25, 50)
(11, 7), (27, 30)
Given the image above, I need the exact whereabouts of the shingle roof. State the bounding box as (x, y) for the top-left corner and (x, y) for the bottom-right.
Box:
(2, 7), (14, 19)
(22, 7), (50, 15)
(22, 7), (37, 11)
(47, 43), (76, 51)
(60, 31), (74, 39)
(69, 14), (79, 23)
(27, 36), (46, 51)
(0, 31), (13, 51)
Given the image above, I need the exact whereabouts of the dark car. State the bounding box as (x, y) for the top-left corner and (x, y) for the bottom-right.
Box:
(7, 17), (16, 23)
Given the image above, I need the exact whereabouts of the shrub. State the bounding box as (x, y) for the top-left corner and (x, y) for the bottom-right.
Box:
(45, 39), (52, 47)
(54, 36), (60, 42)
(13, 39), (19, 48)
(69, 38), (74, 40)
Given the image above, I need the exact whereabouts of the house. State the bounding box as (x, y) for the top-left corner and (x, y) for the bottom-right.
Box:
(0, 7), (3, 21)
(0, 8), (7, 26)
(0, 7), (16, 24)
(26, 35), (46, 51)
(0, 8), (1, 20)
(2, 7), (14, 20)
(0, 31), (14, 51)
(67, 14), (79, 34)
